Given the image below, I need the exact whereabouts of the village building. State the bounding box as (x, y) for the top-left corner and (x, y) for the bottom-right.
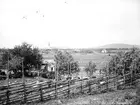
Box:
(41, 59), (55, 72)
(101, 49), (107, 53)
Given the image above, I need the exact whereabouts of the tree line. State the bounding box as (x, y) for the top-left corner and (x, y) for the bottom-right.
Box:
(1, 42), (140, 81)
(0, 42), (42, 78)
(84, 47), (140, 80)
(107, 47), (140, 76)
(0, 42), (80, 80)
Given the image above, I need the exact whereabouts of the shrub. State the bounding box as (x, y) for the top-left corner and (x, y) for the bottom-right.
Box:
(124, 92), (134, 100)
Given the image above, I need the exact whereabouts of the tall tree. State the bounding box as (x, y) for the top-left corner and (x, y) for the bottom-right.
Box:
(13, 42), (42, 70)
(85, 61), (97, 78)
(1, 42), (43, 74)
(54, 51), (80, 76)
(108, 47), (140, 76)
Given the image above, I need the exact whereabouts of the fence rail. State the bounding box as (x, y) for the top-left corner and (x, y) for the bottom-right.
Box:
(0, 72), (140, 105)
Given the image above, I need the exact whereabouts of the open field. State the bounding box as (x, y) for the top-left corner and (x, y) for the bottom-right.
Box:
(43, 52), (112, 78)
(72, 53), (112, 69)
(43, 52), (112, 69)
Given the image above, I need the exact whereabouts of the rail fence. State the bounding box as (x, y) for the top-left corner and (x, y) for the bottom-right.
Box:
(0, 72), (140, 105)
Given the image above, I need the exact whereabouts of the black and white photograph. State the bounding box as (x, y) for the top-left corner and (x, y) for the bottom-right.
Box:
(0, 0), (140, 105)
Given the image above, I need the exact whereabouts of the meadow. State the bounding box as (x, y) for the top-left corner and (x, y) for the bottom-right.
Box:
(72, 53), (112, 69)
(37, 89), (136, 105)
(43, 52), (112, 70)
(42, 52), (112, 78)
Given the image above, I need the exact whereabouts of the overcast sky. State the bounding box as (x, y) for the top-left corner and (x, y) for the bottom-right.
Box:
(0, 0), (140, 48)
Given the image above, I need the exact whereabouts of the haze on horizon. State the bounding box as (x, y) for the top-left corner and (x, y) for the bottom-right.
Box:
(0, 0), (140, 49)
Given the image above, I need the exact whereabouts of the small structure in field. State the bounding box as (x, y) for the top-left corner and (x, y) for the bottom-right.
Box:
(41, 59), (55, 72)
(101, 49), (107, 53)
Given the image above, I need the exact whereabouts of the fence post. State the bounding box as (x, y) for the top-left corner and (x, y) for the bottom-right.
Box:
(131, 69), (133, 86)
(88, 80), (91, 94)
(55, 64), (58, 99)
(67, 63), (70, 98)
(68, 80), (70, 98)
(114, 74), (117, 90)
(105, 65), (108, 92)
(21, 58), (26, 103)
(6, 54), (10, 105)
(23, 82), (26, 103)
(123, 69), (125, 89)
(81, 79), (83, 94)
(40, 84), (43, 101)
(106, 75), (108, 92)
(6, 89), (10, 105)
(98, 79), (100, 93)
(55, 81), (57, 99)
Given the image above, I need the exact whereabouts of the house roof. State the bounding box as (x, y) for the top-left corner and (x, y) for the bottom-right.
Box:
(42, 59), (55, 65)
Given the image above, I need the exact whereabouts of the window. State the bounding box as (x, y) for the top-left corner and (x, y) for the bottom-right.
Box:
(51, 67), (53, 71)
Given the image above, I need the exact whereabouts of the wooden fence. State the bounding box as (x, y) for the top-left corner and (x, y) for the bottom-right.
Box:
(0, 72), (140, 105)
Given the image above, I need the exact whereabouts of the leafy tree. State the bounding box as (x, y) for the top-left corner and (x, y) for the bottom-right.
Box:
(12, 42), (42, 70)
(108, 47), (140, 77)
(100, 66), (108, 76)
(54, 51), (80, 76)
(55, 51), (73, 64)
(85, 61), (97, 78)
(1, 42), (43, 77)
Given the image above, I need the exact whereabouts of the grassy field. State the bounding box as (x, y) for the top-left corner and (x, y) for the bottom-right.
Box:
(43, 52), (112, 69)
(26, 89), (136, 105)
(72, 53), (112, 69)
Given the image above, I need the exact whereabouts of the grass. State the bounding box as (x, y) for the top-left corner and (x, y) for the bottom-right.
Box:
(43, 52), (112, 69)
(26, 89), (136, 105)
(72, 53), (112, 69)
(0, 77), (48, 86)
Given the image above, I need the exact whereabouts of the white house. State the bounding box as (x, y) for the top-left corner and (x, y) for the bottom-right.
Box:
(41, 59), (55, 72)
(101, 49), (107, 53)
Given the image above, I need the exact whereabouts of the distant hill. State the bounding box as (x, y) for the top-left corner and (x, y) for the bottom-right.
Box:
(99, 43), (140, 49)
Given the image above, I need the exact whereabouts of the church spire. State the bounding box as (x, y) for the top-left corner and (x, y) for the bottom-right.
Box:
(48, 42), (51, 49)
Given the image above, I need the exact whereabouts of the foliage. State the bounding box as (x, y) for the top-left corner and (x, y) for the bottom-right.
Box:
(131, 81), (140, 105)
(41, 72), (55, 79)
(100, 66), (108, 75)
(124, 92), (134, 100)
(108, 47), (140, 76)
(1, 42), (43, 77)
(54, 51), (80, 76)
(85, 61), (97, 78)
(12, 42), (42, 69)
(55, 51), (73, 64)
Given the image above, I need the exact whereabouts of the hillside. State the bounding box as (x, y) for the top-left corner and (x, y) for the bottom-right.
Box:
(99, 43), (140, 49)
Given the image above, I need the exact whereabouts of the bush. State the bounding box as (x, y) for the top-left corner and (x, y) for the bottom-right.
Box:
(136, 80), (140, 98)
(124, 92), (134, 100)
(130, 81), (140, 105)
(132, 98), (140, 105)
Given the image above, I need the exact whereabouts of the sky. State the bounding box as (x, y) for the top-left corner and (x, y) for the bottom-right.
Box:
(0, 0), (140, 48)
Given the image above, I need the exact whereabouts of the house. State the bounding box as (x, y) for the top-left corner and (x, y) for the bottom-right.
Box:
(101, 49), (107, 53)
(41, 59), (55, 72)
